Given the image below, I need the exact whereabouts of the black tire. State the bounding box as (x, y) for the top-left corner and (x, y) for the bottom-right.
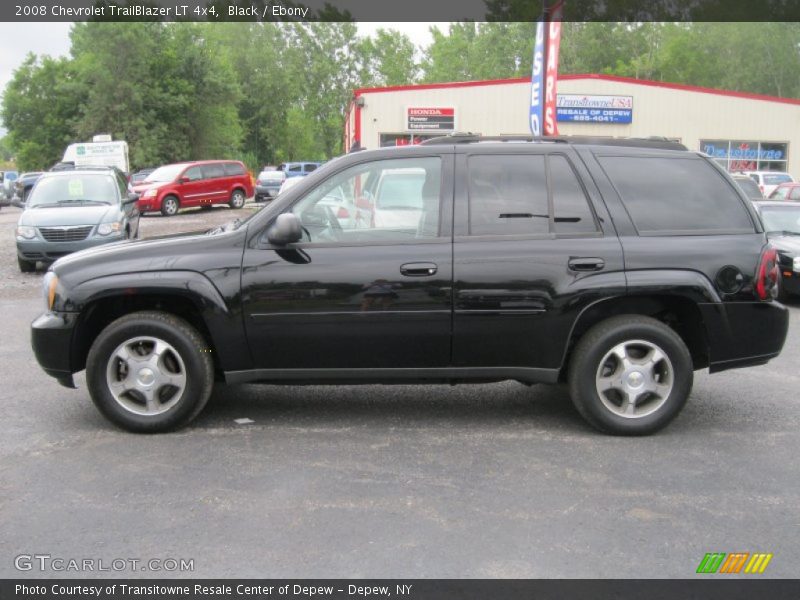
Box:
(18, 257), (36, 273)
(567, 315), (693, 436)
(161, 195), (180, 217)
(86, 311), (214, 433)
(229, 189), (246, 209)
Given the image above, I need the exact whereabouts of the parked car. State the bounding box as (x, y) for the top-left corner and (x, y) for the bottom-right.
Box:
(2, 170), (19, 199)
(255, 169), (286, 202)
(278, 176), (304, 195)
(732, 175), (764, 201)
(278, 161), (323, 178)
(743, 170), (795, 197)
(752, 201), (800, 301)
(130, 168), (156, 185)
(132, 160), (253, 216)
(768, 182), (800, 201)
(15, 168), (140, 272)
(15, 171), (44, 203)
(30, 136), (788, 435)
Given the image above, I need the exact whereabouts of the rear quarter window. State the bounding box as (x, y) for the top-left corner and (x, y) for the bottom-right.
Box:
(597, 155), (755, 234)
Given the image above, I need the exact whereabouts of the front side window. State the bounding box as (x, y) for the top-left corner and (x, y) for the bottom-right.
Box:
(184, 167), (203, 181)
(598, 156), (755, 234)
(290, 157), (442, 244)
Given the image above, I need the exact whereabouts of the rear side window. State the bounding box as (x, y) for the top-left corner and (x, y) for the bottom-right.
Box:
(468, 155), (549, 235)
(202, 163), (225, 179)
(598, 156), (754, 233)
(550, 155), (598, 234)
(305, 163), (318, 173)
(224, 162), (246, 176)
(467, 154), (599, 236)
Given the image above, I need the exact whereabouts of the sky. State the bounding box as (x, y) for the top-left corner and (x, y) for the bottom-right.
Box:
(0, 21), (446, 135)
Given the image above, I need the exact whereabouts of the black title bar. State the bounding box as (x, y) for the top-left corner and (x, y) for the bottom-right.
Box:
(3, 579), (800, 600)
(3, 0), (800, 22)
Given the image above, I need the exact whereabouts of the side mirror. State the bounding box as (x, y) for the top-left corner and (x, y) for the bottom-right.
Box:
(179, 176), (190, 184)
(356, 196), (372, 210)
(267, 213), (302, 246)
(125, 193), (140, 204)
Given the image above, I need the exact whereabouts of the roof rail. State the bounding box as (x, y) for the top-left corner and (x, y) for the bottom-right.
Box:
(420, 133), (687, 151)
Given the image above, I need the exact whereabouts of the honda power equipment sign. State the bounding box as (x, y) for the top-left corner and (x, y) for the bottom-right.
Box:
(407, 107), (456, 131)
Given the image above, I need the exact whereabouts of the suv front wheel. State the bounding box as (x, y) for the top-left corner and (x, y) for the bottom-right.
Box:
(568, 315), (693, 435)
(86, 311), (214, 432)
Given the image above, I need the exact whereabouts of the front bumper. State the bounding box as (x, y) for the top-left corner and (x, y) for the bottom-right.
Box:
(31, 311), (79, 388)
(701, 301), (789, 373)
(17, 233), (125, 263)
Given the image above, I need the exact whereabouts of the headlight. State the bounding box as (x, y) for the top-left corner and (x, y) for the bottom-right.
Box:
(143, 188), (157, 198)
(97, 221), (123, 236)
(16, 225), (36, 240)
(42, 271), (59, 311)
(794, 257), (800, 273)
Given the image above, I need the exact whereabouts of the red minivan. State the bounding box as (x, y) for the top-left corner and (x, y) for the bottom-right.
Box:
(133, 160), (254, 216)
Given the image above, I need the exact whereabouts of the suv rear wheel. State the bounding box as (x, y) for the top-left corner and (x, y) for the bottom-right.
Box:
(86, 311), (214, 433)
(568, 315), (693, 435)
(229, 189), (245, 209)
(161, 195), (179, 216)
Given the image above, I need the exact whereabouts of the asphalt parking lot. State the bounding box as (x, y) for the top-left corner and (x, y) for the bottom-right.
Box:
(0, 202), (798, 578)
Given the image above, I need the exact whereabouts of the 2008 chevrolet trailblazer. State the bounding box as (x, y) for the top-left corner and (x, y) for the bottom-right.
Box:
(31, 136), (789, 435)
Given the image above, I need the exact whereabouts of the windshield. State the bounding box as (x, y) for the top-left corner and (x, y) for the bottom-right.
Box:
(144, 164), (186, 183)
(760, 207), (800, 234)
(259, 171), (284, 181)
(27, 174), (117, 207)
(764, 174), (793, 186)
(734, 177), (762, 199)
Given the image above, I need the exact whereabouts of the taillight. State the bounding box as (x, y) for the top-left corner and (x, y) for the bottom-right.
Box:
(755, 245), (779, 301)
(759, 184), (765, 194)
(337, 207), (350, 219)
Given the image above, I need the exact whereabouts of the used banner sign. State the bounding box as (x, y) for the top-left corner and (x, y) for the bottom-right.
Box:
(529, 20), (545, 136)
(543, 0), (564, 136)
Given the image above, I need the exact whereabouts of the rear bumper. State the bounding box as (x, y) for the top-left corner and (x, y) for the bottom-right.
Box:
(31, 311), (79, 387)
(700, 301), (789, 373)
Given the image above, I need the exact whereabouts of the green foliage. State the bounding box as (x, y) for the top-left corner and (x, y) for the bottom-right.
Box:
(2, 22), (799, 173)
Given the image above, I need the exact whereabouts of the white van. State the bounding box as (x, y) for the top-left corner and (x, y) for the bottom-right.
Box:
(62, 135), (130, 174)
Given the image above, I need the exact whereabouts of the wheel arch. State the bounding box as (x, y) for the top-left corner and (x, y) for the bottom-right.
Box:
(68, 272), (244, 376)
(559, 293), (711, 381)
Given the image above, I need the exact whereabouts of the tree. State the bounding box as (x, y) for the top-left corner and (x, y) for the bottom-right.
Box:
(1, 54), (85, 170)
(359, 29), (419, 87)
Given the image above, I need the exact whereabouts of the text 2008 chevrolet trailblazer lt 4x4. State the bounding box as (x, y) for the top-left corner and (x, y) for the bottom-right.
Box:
(31, 136), (789, 435)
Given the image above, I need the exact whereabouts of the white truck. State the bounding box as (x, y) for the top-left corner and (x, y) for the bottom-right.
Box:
(62, 135), (130, 174)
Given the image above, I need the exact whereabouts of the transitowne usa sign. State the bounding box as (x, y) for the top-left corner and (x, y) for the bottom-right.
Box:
(407, 107), (456, 131)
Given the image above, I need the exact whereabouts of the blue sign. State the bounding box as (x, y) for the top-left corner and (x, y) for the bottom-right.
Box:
(702, 142), (784, 161)
(529, 20), (545, 136)
(557, 107), (633, 123)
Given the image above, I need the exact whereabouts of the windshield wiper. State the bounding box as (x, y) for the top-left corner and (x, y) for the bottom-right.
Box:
(56, 199), (111, 205)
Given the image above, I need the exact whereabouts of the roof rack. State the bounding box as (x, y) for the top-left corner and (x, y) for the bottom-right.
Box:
(420, 132), (688, 151)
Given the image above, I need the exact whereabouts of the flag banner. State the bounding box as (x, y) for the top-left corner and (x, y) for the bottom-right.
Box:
(543, 0), (564, 136)
(529, 20), (546, 136)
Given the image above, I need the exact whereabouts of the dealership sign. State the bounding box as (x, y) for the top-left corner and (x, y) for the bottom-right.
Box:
(407, 107), (456, 131)
(556, 94), (633, 124)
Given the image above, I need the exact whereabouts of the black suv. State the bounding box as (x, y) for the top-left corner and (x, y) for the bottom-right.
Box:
(31, 136), (789, 435)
